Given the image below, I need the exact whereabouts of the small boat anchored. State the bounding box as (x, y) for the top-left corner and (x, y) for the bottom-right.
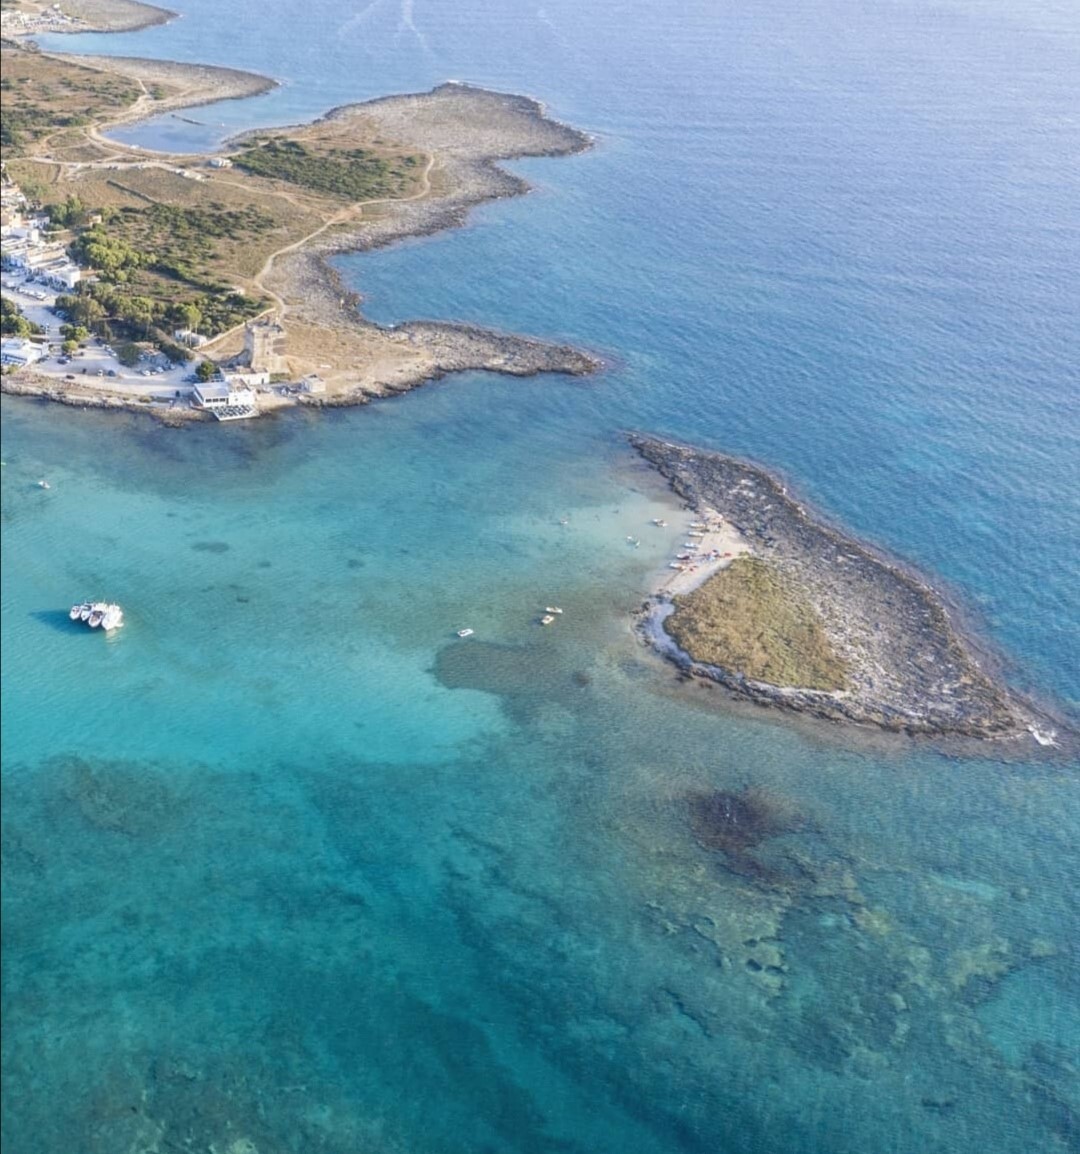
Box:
(544, 607), (564, 615)
(540, 615), (556, 626)
(456, 628), (475, 638)
(70, 601), (124, 631)
(37, 479), (51, 490)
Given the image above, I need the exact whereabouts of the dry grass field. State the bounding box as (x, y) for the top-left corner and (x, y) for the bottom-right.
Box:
(664, 556), (849, 691)
(0, 46), (142, 155)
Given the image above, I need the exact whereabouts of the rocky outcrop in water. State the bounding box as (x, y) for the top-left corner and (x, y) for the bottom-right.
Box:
(632, 434), (1049, 740)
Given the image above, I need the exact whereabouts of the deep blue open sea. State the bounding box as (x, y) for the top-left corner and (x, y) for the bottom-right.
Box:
(3, 1), (1079, 1151)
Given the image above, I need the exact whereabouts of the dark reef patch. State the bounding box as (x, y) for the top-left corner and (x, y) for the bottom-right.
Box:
(687, 787), (801, 857)
(435, 640), (540, 696)
(190, 540), (230, 554)
(53, 756), (188, 837)
(686, 787), (816, 888)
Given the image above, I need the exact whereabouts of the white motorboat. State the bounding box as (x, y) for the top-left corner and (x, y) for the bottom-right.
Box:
(101, 605), (124, 631)
(71, 600), (124, 630)
(544, 607), (564, 615)
(456, 628), (474, 638)
(540, 615), (556, 626)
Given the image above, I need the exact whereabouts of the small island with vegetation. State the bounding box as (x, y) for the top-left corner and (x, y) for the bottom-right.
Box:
(1, 0), (598, 419)
(632, 434), (1057, 743)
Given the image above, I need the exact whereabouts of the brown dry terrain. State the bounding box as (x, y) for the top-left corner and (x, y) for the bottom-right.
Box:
(0, 45), (142, 154)
(664, 556), (849, 692)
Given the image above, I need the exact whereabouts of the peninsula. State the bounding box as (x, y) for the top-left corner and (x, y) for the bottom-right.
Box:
(1, 2), (599, 418)
(632, 435), (1053, 742)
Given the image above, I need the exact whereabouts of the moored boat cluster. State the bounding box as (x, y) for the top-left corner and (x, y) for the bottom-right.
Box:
(69, 601), (124, 631)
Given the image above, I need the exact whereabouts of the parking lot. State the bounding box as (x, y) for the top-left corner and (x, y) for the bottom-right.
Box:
(3, 275), (196, 399)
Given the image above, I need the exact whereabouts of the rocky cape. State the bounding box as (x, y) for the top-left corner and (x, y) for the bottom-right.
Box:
(3, 53), (600, 415)
(632, 435), (1055, 742)
(253, 83), (602, 403)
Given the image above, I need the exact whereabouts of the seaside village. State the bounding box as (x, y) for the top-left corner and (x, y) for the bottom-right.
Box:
(0, 5), (93, 37)
(2, 174), (327, 419)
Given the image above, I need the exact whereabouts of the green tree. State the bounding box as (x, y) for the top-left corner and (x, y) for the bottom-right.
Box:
(196, 359), (217, 382)
(48, 195), (86, 228)
(1, 296), (39, 337)
(118, 295), (155, 339)
(116, 342), (142, 368)
(178, 302), (202, 334)
(56, 291), (105, 330)
(62, 339), (78, 356)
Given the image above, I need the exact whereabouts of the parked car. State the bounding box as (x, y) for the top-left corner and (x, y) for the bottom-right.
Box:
(64, 374), (76, 380)
(107, 369), (117, 377)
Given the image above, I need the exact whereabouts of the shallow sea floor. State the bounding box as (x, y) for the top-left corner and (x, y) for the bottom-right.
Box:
(3, 391), (1077, 1153)
(8, 0), (1080, 1149)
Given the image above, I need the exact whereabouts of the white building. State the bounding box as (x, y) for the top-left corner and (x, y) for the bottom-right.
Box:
(0, 223), (39, 244)
(193, 380), (259, 420)
(301, 375), (326, 394)
(1, 338), (45, 367)
(40, 260), (81, 289)
(173, 328), (208, 348)
(222, 368), (270, 389)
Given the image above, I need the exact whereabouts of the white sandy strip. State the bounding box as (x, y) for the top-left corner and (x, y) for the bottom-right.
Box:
(654, 506), (752, 597)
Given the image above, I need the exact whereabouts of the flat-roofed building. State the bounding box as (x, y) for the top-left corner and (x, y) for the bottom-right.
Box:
(193, 380), (258, 419)
(222, 369), (270, 389)
(1, 337), (45, 366)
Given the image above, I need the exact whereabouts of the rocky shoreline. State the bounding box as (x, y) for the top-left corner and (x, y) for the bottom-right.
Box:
(0, 374), (206, 424)
(71, 53), (279, 123)
(255, 83), (602, 401)
(632, 435), (1056, 743)
(4, 66), (599, 413)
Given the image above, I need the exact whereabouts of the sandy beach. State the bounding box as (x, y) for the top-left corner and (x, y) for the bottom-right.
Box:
(652, 506), (752, 597)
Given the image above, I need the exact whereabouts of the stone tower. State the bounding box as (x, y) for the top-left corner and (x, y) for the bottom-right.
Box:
(244, 319), (286, 375)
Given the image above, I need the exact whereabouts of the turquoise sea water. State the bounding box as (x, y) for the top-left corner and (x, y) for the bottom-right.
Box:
(4, 2), (1079, 1151)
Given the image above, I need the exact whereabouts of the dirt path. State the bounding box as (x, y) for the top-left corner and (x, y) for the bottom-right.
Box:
(201, 151), (436, 349)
